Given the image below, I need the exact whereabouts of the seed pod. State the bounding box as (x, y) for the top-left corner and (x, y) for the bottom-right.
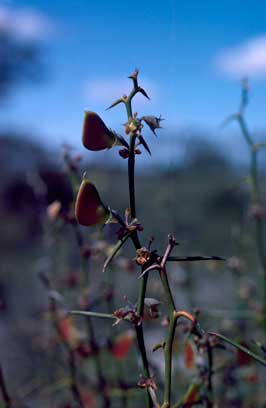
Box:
(75, 179), (109, 226)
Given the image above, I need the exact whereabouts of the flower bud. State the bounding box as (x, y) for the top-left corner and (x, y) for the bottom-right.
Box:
(135, 247), (150, 266)
(82, 111), (116, 151)
(119, 148), (129, 159)
(83, 111), (129, 151)
(75, 179), (109, 226)
(47, 200), (61, 221)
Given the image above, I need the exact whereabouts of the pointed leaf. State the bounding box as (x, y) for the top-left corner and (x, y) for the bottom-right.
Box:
(106, 98), (125, 111)
(138, 87), (150, 100)
(138, 135), (151, 155)
(167, 255), (225, 262)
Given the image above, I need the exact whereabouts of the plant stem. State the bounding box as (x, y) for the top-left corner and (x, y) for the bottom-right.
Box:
(0, 366), (12, 408)
(208, 331), (266, 366)
(73, 225), (111, 407)
(160, 268), (176, 314)
(68, 162), (110, 408)
(237, 114), (266, 331)
(125, 93), (152, 407)
(70, 310), (117, 320)
(105, 267), (130, 408)
(128, 134), (137, 219)
(163, 312), (177, 406)
(160, 238), (178, 407)
(68, 349), (85, 408)
(206, 342), (213, 408)
(103, 233), (130, 273)
(51, 298), (85, 408)
(135, 272), (151, 379)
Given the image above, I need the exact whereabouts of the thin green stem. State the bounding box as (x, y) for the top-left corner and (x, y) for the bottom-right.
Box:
(70, 310), (117, 320)
(163, 312), (177, 406)
(73, 228), (111, 407)
(135, 324), (151, 378)
(105, 266), (130, 408)
(125, 101), (133, 119)
(103, 233), (130, 273)
(237, 114), (266, 331)
(161, 278), (176, 406)
(172, 383), (202, 408)
(128, 134), (137, 218)
(125, 91), (152, 407)
(137, 272), (148, 316)
(160, 268), (176, 313)
(237, 115), (253, 146)
(209, 331), (266, 366)
(51, 299), (85, 408)
(250, 148), (259, 200)
(159, 239), (178, 407)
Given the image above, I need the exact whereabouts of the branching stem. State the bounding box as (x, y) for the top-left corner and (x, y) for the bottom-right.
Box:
(125, 79), (152, 408)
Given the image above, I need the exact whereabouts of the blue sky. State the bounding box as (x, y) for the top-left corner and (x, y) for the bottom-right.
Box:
(1, 0), (266, 162)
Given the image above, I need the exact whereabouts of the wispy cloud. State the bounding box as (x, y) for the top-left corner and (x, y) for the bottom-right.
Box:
(84, 77), (158, 107)
(215, 36), (266, 79)
(0, 5), (53, 41)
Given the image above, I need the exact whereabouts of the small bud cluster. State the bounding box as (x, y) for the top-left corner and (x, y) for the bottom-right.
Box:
(113, 306), (142, 326)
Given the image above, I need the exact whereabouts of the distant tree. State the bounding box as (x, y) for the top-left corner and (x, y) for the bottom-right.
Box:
(0, 29), (43, 99)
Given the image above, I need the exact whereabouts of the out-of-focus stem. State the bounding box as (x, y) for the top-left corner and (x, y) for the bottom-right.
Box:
(105, 267), (130, 408)
(68, 349), (85, 408)
(237, 114), (266, 330)
(0, 366), (12, 408)
(206, 342), (213, 408)
(51, 298), (85, 408)
(65, 161), (111, 407)
(209, 331), (266, 366)
(73, 224), (111, 407)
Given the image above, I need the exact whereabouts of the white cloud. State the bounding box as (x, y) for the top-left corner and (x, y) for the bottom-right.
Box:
(84, 77), (158, 106)
(0, 5), (53, 41)
(215, 36), (266, 79)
